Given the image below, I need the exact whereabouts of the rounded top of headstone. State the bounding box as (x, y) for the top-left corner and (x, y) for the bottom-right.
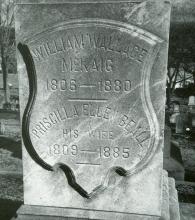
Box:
(188, 96), (195, 106)
(173, 104), (180, 113)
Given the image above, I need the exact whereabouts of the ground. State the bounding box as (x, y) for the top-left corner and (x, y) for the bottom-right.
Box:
(0, 137), (23, 220)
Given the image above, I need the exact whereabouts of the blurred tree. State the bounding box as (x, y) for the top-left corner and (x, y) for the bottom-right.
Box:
(0, 0), (15, 108)
(167, 22), (195, 108)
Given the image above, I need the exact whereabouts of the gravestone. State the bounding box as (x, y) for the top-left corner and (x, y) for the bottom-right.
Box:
(163, 126), (184, 181)
(188, 96), (195, 129)
(170, 103), (180, 125)
(14, 0), (179, 219)
(175, 115), (184, 134)
(164, 125), (172, 159)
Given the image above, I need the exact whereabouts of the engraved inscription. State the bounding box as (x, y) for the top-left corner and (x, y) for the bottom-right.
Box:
(46, 79), (132, 93)
(63, 128), (79, 139)
(31, 32), (148, 64)
(31, 105), (114, 139)
(98, 80), (131, 92)
(88, 130), (114, 140)
(49, 144), (78, 156)
(49, 144), (130, 160)
(27, 20), (160, 190)
(47, 79), (77, 92)
(61, 57), (114, 73)
(100, 146), (130, 159)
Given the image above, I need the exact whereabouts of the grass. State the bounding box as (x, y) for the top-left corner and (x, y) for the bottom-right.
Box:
(0, 136), (23, 220)
(0, 199), (22, 220)
(0, 175), (23, 202)
(0, 137), (22, 159)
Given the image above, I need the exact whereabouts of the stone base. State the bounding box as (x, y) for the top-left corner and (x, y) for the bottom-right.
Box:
(179, 203), (195, 220)
(13, 205), (164, 220)
(14, 174), (180, 220)
(168, 178), (180, 220)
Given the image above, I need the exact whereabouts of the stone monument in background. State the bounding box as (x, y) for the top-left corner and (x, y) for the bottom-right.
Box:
(14, 0), (180, 219)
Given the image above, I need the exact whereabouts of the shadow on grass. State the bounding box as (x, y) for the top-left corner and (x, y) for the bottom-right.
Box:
(0, 199), (22, 220)
(0, 137), (22, 159)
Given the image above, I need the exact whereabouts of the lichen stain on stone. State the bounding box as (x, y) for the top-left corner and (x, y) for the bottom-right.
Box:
(123, 1), (169, 29)
(123, 2), (148, 25)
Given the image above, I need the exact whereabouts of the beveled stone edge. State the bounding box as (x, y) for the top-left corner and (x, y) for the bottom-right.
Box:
(21, 18), (163, 44)
(17, 18), (163, 199)
(15, 0), (143, 5)
(168, 178), (180, 220)
(161, 170), (170, 220)
(15, 204), (161, 220)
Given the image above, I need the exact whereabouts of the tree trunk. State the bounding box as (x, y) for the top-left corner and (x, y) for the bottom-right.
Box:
(1, 50), (10, 104)
(193, 72), (195, 86)
(165, 81), (172, 125)
(166, 82), (171, 110)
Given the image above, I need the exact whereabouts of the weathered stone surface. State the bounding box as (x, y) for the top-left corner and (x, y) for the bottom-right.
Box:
(15, 0), (172, 219)
(169, 178), (180, 220)
(179, 203), (195, 220)
(15, 205), (163, 220)
(161, 171), (170, 220)
(163, 127), (184, 181)
(15, 171), (180, 220)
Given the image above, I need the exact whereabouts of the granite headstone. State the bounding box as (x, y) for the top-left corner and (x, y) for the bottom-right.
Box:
(14, 0), (179, 219)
